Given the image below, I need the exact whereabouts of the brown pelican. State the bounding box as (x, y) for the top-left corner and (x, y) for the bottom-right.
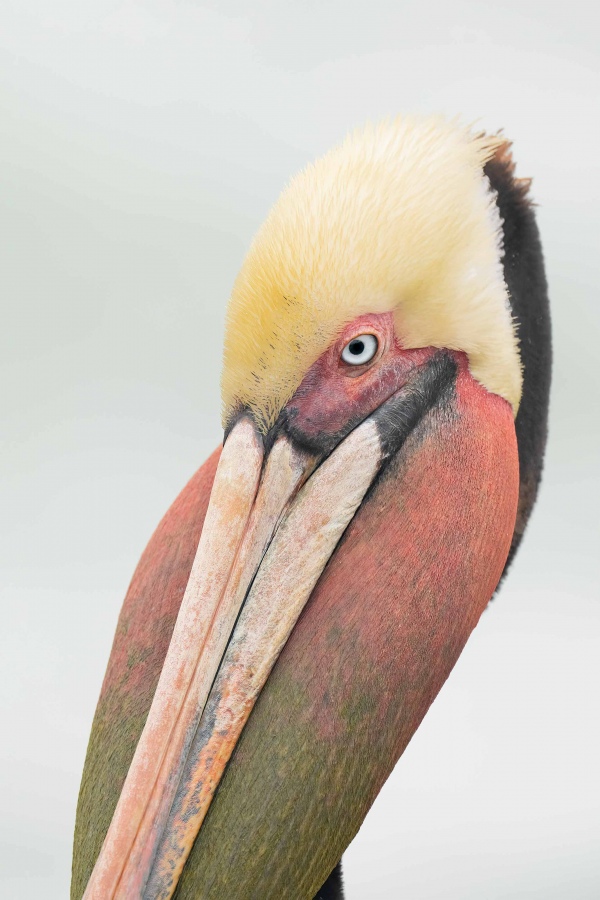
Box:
(72, 116), (551, 899)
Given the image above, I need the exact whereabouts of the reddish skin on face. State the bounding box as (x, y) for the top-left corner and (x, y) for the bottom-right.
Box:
(282, 313), (437, 450)
(72, 314), (519, 900)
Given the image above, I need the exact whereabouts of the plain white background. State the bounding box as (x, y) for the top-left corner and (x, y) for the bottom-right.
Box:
(1, 2), (599, 897)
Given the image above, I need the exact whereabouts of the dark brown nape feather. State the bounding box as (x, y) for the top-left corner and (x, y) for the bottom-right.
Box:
(314, 862), (344, 899)
(485, 141), (552, 574)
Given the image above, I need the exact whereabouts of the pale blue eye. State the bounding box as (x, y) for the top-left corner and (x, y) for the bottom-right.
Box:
(341, 334), (378, 365)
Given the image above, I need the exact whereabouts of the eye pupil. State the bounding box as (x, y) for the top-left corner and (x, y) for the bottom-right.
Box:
(349, 340), (365, 355)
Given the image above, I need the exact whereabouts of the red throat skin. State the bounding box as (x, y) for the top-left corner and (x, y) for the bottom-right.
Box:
(296, 360), (518, 749)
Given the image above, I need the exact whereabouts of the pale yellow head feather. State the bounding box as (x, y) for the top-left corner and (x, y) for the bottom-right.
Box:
(221, 116), (522, 432)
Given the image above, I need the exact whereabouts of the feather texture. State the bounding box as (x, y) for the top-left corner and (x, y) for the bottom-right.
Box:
(222, 116), (522, 432)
